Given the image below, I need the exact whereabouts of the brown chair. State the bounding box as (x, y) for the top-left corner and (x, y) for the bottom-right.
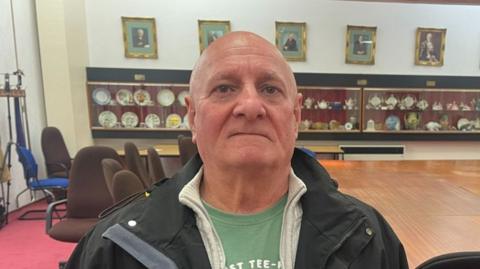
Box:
(111, 170), (144, 203)
(46, 146), (122, 242)
(41, 126), (72, 178)
(124, 142), (151, 188)
(147, 147), (166, 183)
(177, 135), (198, 165)
(101, 158), (124, 197)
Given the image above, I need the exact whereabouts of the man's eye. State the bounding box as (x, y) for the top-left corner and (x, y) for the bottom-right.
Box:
(215, 85), (234, 94)
(262, 86), (279, 95)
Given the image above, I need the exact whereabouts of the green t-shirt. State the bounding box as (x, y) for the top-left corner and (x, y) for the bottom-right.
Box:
(203, 195), (287, 269)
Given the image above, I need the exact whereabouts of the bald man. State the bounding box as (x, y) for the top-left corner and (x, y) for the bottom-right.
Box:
(67, 32), (408, 269)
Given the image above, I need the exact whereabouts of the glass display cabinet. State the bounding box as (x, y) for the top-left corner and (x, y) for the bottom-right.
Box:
(362, 88), (480, 133)
(86, 67), (480, 140)
(88, 82), (190, 131)
(298, 87), (361, 132)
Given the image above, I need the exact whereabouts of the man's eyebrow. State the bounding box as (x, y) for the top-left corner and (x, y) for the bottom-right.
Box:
(257, 72), (283, 83)
(207, 70), (241, 83)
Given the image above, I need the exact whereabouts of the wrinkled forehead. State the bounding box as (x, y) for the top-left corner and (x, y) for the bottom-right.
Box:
(190, 32), (296, 95)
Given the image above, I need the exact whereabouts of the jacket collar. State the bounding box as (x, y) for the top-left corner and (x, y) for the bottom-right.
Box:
(120, 149), (367, 267)
(291, 148), (367, 268)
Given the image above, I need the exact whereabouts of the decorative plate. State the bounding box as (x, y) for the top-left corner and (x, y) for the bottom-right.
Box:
(157, 89), (175, 107)
(98, 111), (117, 128)
(165, 113), (182, 128)
(385, 94), (398, 108)
(92, 88), (111, 105)
(416, 99), (429, 111)
(384, 115), (400, 131)
(133, 89), (152, 106)
(116, 89), (133, 106)
(177, 90), (189, 106)
(368, 95), (382, 109)
(344, 122), (353, 131)
(121, 112), (139, 128)
(145, 113), (160, 128)
(401, 95), (416, 109)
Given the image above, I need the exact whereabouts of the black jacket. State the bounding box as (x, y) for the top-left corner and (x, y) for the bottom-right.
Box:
(67, 149), (409, 269)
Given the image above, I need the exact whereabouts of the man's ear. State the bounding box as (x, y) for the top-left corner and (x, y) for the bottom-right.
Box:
(293, 93), (302, 138)
(185, 95), (197, 143)
(294, 93), (302, 124)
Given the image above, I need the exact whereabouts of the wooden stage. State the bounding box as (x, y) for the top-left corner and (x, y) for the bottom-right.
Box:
(319, 160), (480, 268)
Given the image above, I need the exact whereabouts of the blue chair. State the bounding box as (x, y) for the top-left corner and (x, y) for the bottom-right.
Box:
(15, 145), (69, 220)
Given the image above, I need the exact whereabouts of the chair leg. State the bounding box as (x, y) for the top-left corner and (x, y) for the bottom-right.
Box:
(15, 187), (30, 208)
(59, 261), (67, 269)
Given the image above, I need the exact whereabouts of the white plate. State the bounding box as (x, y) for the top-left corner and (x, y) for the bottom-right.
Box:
(98, 111), (117, 128)
(121, 112), (139, 128)
(145, 113), (160, 128)
(157, 89), (175, 107)
(344, 122), (353, 131)
(133, 89), (151, 106)
(116, 89), (133, 106)
(92, 88), (111, 105)
(368, 95), (382, 109)
(402, 95), (416, 109)
(385, 94), (398, 108)
(166, 113), (182, 128)
(177, 91), (188, 106)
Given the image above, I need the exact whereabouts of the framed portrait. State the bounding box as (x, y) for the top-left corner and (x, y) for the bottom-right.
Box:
(275, 21), (306, 61)
(415, 27), (446, 66)
(198, 20), (231, 53)
(345, 25), (377, 65)
(121, 17), (158, 59)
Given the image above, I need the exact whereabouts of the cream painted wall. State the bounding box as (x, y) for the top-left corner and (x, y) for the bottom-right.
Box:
(1, 0), (48, 210)
(85, 0), (480, 76)
(36, 0), (92, 155)
(82, 0), (479, 160)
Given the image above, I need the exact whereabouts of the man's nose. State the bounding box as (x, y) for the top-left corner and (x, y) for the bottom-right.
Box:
(232, 86), (266, 120)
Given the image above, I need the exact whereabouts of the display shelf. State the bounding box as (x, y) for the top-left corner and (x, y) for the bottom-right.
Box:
(298, 87), (361, 132)
(88, 82), (190, 131)
(362, 88), (480, 133)
(86, 67), (480, 140)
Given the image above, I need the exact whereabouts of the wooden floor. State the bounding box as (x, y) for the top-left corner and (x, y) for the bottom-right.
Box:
(319, 160), (480, 268)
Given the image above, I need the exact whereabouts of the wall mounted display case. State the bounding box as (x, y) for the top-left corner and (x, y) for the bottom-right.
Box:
(298, 87), (361, 132)
(86, 67), (480, 140)
(363, 88), (480, 133)
(88, 82), (189, 131)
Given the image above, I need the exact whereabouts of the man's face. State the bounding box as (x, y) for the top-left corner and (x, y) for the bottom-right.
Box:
(186, 33), (302, 170)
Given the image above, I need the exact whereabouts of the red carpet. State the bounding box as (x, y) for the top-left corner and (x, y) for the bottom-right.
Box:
(0, 201), (76, 269)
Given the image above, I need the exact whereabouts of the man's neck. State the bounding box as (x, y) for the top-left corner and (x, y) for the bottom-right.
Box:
(200, 165), (290, 214)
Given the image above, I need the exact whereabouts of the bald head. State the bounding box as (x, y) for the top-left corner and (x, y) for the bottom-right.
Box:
(189, 31), (297, 101)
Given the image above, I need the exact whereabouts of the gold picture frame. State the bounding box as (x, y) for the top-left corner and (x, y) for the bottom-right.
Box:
(121, 16), (158, 59)
(198, 20), (231, 53)
(275, 21), (306, 61)
(415, 27), (446, 66)
(345, 25), (377, 65)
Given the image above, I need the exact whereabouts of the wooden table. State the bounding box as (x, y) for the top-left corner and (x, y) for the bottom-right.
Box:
(305, 145), (344, 160)
(117, 144), (180, 157)
(319, 160), (480, 268)
(117, 144), (343, 159)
